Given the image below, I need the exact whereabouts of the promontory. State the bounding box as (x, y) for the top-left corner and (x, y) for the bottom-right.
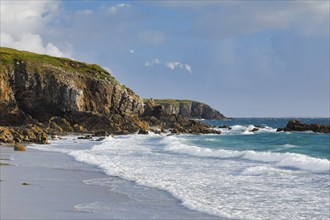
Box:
(0, 48), (227, 144)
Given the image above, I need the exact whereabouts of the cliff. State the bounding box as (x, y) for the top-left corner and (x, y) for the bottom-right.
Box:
(0, 47), (146, 135)
(0, 48), (222, 144)
(143, 99), (227, 120)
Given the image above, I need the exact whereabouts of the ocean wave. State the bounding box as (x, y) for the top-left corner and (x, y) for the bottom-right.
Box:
(163, 136), (330, 173)
(218, 124), (277, 135)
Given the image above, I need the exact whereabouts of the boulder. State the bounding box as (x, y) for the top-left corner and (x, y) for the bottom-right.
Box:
(14, 143), (26, 151)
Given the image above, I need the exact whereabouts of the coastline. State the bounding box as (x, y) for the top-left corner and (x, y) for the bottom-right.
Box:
(0, 141), (220, 220)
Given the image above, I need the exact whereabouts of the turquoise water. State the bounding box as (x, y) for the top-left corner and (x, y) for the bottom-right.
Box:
(31, 118), (330, 219)
(202, 118), (330, 160)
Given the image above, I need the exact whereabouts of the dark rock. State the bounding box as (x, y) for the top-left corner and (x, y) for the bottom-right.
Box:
(219, 125), (231, 129)
(277, 120), (330, 133)
(138, 129), (149, 134)
(93, 131), (109, 137)
(78, 135), (93, 140)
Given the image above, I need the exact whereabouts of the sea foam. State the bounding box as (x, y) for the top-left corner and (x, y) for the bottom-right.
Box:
(29, 134), (330, 219)
(163, 136), (330, 173)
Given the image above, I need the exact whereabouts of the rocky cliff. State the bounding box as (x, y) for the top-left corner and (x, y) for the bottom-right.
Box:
(143, 99), (227, 120)
(0, 47), (146, 135)
(0, 48), (222, 144)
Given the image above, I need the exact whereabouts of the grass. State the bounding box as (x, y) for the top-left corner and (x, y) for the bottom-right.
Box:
(0, 47), (116, 82)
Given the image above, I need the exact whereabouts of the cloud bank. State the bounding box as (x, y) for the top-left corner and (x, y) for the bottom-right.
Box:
(0, 1), (70, 57)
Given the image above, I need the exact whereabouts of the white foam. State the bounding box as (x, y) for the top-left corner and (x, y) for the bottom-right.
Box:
(74, 201), (111, 213)
(31, 135), (330, 219)
(163, 136), (330, 173)
(219, 125), (277, 135)
(282, 144), (298, 148)
(241, 165), (300, 176)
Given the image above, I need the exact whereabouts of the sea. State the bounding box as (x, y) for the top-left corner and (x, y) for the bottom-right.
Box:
(30, 118), (330, 219)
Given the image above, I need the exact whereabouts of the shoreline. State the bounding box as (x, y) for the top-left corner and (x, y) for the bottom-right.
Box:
(0, 142), (220, 219)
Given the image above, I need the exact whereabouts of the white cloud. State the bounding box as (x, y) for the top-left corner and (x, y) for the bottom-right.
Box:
(129, 49), (135, 54)
(184, 64), (192, 73)
(1, 32), (66, 57)
(0, 1), (71, 58)
(108, 3), (130, 14)
(165, 61), (192, 73)
(145, 58), (192, 73)
(145, 58), (160, 67)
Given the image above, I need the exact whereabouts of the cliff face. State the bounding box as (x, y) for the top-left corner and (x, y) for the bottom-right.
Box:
(144, 99), (227, 120)
(0, 48), (224, 143)
(0, 48), (145, 133)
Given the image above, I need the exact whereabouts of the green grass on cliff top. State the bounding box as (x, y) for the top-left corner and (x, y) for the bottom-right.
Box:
(0, 47), (113, 81)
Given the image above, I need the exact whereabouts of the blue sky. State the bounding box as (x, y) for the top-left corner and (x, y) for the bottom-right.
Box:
(1, 0), (329, 117)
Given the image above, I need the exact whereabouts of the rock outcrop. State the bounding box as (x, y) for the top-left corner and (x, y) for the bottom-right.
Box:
(0, 48), (145, 135)
(0, 125), (48, 144)
(141, 99), (221, 134)
(277, 120), (330, 133)
(0, 48), (224, 142)
(143, 99), (227, 120)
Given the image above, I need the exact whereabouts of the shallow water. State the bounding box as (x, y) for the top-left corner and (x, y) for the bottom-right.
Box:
(31, 118), (330, 219)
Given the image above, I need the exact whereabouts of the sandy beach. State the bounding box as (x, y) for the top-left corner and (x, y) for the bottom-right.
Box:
(0, 142), (220, 220)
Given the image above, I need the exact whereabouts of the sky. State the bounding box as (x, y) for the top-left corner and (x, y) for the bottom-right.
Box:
(1, 0), (329, 117)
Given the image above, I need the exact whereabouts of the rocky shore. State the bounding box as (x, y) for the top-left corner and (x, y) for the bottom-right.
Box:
(0, 48), (224, 144)
(277, 120), (330, 133)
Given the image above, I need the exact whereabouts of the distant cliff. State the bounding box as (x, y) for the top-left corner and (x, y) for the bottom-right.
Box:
(143, 99), (227, 120)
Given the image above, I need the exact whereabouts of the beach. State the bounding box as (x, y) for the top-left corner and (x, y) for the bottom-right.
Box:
(1, 118), (329, 220)
(0, 142), (219, 220)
